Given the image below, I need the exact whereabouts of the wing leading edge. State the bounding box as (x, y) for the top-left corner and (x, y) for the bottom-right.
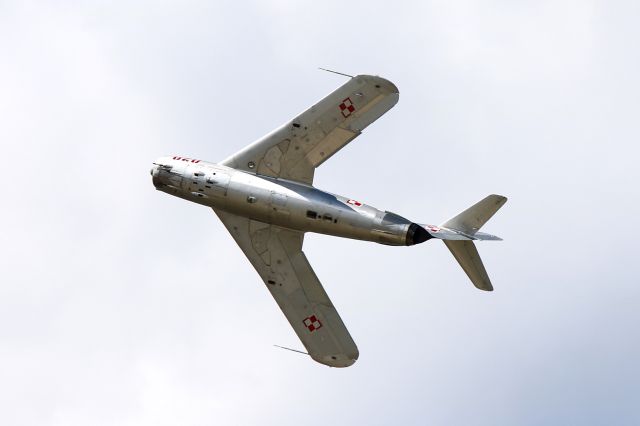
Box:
(221, 74), (399, 185)
(213, 209), (358, 367)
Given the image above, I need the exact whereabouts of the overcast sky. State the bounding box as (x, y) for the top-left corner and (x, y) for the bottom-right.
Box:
(1, 1), (639, 425)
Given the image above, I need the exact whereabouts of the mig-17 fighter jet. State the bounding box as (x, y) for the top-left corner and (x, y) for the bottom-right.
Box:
(151, 74), (507, 367)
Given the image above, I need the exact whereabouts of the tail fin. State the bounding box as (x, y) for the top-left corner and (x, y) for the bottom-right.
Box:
(424, 195), (507, 291)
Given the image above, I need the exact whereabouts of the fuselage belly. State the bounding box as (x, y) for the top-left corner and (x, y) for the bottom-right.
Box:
(151, 157), (428, 247)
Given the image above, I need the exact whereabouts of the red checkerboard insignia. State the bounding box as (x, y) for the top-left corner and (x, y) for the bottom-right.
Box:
(303, 315), (323, 332)
(339, 97), (356, 118)
(426, 225), (441, 233)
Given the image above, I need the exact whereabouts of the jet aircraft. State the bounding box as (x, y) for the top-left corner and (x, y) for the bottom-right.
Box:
(151, 74), (507, 367)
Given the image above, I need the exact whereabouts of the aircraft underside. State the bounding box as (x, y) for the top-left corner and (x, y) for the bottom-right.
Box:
(151, 74), (506, 367)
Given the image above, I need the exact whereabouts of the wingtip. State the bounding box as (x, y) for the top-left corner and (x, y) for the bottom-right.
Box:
(311, 353), (358, 368)
(354, 74), (399, 95)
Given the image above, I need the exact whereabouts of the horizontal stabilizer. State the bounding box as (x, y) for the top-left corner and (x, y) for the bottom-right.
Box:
(441, 194), (507, 236)
(428, 194), (507, 290)
(444, 240), (493, 291)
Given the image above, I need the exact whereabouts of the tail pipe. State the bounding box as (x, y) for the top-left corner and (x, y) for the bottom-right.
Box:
(406, 223), (432, 246)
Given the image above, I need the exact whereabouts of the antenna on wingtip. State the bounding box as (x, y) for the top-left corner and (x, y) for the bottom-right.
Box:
(273, 344), (309, 356)
(318, 67), (354, 78)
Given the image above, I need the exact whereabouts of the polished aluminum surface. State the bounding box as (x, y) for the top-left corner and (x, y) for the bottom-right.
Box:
(150, 74), (506, 367)
(152, 156), (415, 246)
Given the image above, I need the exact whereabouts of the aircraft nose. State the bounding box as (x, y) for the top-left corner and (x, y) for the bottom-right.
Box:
(150, 163), (165, 188)
(150, 163), (161, 179)
(151, 160), (181, 189)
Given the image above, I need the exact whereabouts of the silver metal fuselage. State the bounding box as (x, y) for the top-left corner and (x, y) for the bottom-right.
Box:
(151, 156), (429, 247)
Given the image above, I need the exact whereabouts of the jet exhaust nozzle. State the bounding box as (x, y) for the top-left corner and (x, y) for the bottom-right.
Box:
(406, 223), (432, 246)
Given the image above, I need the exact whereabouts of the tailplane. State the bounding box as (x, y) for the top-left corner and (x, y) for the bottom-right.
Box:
(442, 194), (507, 236)
(422, 195), (507, 291)
(443, 240), (493, 291)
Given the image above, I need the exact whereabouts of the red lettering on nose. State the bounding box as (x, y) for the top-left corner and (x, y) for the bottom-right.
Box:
(171, 156), (201, 163)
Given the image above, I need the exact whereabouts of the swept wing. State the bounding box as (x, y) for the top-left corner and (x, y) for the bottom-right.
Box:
(221, 75), (399, 185)
(213, 209), (358, 367)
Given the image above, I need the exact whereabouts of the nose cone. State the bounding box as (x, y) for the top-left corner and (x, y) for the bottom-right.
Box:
(406, 223), (432, 246)
(151, 157), (184, 190)
(150, 162), (164, 188)
(150, 158), (168, 188)
(151, 169), (163, 188)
